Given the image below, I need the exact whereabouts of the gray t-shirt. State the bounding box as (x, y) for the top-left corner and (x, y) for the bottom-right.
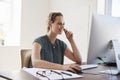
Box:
(33, 35), (67, 64)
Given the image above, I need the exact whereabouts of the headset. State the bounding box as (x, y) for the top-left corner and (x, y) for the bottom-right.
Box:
(49, 13), (54, 23)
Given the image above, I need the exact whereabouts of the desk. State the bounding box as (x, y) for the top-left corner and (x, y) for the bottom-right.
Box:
(1, 65), (120, 80)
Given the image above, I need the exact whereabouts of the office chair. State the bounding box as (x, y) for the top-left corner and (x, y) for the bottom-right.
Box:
(21, 49), (32, 68)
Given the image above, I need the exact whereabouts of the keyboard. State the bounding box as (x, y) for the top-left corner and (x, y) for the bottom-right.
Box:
(80, 64), (98, 70)
(99, 70), (119, 75)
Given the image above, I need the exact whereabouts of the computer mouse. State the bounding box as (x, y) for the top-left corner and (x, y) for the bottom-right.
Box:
(73, 68), (83, 74)
(67, 69), (83, 74)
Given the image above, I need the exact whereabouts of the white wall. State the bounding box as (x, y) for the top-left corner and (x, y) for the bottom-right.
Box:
(50, 0), (97, 63)
(21, 0), (49, 48)
(0, 0), (97, 71)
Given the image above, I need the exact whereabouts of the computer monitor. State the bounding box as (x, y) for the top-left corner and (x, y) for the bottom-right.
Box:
(87, 14), (120, 64)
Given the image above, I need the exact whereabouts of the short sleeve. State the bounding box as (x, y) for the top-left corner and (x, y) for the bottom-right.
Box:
(33, 37), (41, 44)
(32, 36), (44, 47)
(61, 41), (67, 53)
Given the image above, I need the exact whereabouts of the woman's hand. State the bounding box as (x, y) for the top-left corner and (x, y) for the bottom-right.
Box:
(62, 63), (81, 73)
(64, 28), (73, 42)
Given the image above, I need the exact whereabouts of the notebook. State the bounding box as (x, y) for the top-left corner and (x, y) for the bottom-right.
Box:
(23, 67), (83, 80)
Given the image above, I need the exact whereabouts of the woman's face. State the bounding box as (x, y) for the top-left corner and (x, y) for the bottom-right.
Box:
(51, 16), (65, 35)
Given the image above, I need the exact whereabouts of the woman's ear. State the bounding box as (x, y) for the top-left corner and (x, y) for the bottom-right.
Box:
(48, 21), (52, 31)
(48, 21), (52, 27)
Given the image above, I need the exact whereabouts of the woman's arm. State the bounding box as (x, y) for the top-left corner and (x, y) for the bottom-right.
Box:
(31, 42), (63, 69)
(64, 29), (82, 64)
(31, 42), (81, 73)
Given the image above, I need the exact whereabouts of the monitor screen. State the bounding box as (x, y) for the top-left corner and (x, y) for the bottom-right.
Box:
(87, 14), (120, 64)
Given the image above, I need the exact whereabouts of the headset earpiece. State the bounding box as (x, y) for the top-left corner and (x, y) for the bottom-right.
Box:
(50, 13), (54, 23)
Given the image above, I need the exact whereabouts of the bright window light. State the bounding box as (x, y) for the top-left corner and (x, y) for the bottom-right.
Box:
(0, 0), (21, 46)
(112, 0), (120, 17)
(97, 0), (105, 15)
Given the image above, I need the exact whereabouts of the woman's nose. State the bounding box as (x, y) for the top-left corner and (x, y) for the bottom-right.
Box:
(61, 25), (64, 29)
(59, 25), (64, 29)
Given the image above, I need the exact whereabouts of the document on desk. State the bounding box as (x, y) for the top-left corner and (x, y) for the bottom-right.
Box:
(23, 67), (83, 80)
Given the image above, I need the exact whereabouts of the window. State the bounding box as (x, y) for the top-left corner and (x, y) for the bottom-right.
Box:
(0, 0), (21, 46)
(97, 0), (120, 17)
(112, 0), (120, 17)
(97, 0), (105, 15)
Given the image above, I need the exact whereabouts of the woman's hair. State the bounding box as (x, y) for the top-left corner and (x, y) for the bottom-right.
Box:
(47, 12), (63, 32)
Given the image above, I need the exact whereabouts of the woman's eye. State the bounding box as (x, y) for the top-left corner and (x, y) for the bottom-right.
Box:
(58, 23), (65, 26)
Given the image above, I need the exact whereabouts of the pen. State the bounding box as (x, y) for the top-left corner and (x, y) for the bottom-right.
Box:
(51, 70), (61, 75)
(36, 71), (46, 77)
(36, 71), (50, 80)
(61, 72), (72, 76)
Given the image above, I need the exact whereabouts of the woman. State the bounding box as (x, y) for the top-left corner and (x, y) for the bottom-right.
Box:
(31, 12), (82, 73)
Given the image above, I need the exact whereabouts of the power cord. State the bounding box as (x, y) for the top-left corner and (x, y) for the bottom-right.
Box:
(97, 57), (116, 66)
(97, 57), (106, 63)
(0, 75), (12, 80)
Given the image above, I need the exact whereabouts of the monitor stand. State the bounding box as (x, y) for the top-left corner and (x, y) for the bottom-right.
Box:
(104, 62), (116, 66)
(99, 40), (120, 75)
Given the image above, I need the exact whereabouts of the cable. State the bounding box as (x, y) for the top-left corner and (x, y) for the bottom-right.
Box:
(0, 75), (12, 80)
(97, 57), (116, 66)
(96, 57), (106, 64)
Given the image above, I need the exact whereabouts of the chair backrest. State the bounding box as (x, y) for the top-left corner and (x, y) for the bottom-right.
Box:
(21, 49), (32, 68)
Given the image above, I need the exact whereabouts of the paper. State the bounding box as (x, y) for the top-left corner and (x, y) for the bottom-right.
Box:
(23, 67), (83, 80)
